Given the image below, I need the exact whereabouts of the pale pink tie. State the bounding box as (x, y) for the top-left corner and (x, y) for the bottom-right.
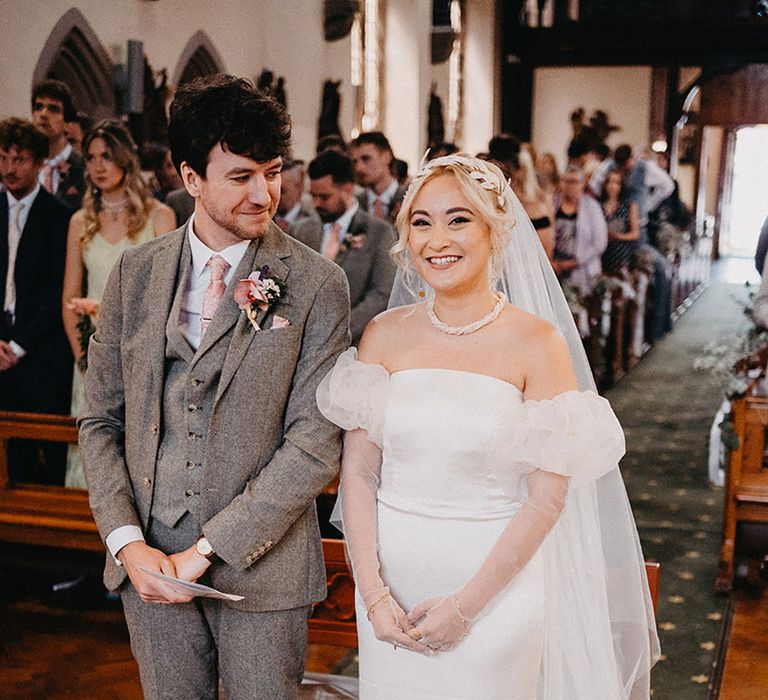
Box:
(372, 197), (385, 219)
(42, 164), (54, 193)
(323, 222), (341, 261)
(200, 255), (230, 336)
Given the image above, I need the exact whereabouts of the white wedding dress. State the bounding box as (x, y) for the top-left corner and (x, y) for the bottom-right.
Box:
(318, 348), (633, 700)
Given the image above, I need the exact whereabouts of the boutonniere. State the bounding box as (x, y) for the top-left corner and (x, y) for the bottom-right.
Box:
(66, 297), (99, 372)
(234, 265), (286, 331)
(339, 223), (367, 253)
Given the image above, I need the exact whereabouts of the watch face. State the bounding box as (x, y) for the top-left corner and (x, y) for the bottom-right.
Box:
(197, 538), (213, 556)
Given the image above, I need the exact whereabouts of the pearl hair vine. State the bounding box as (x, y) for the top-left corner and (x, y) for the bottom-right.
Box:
(408, 150), (511, 212)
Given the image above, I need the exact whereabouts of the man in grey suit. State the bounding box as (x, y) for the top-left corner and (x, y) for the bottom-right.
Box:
(289, 149), (396, 344)
(79, 75), (350, 699)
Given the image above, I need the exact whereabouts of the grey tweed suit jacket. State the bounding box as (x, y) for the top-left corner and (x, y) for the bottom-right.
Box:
(79, 222), (350, 611)
(288, 208), (396, 343)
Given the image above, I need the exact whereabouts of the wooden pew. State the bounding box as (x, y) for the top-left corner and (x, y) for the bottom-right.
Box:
(717, 396), (768, 593)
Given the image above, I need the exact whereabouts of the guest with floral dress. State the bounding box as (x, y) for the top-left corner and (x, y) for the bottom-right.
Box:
(600, 170), (640, 276)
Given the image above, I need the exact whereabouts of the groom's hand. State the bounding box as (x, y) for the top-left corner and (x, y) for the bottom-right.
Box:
(169, 545), (211, 583)
(118, 541), (194, 604)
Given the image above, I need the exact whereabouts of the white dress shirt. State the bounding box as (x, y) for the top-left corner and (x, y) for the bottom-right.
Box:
(38, 142), (72, 193)
(366, 178), (399, 217)
(4, 184), (41, 358)
(105, 216), (250, 562)
(320, 200), (359, 252)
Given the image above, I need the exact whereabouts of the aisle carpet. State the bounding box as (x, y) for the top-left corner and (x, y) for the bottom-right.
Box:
(606, 262), (754, 699)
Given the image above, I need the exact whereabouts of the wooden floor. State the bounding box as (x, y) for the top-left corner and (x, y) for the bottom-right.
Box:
(0, 547), (354, 699)
(718, 581), (768, 700)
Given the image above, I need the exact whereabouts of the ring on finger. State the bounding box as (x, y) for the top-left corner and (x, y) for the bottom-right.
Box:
(411, 629), (423, 641)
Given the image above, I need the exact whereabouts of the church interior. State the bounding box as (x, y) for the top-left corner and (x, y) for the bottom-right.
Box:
(2, 1), (768, 698)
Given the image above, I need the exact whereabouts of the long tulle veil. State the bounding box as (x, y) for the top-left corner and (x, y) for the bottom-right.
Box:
(388, 155), (660, 699)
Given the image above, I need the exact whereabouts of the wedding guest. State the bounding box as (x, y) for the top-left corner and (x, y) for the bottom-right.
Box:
(513, 148), (555, 259)
(62, 120), (174, 488)
(600, 170), (640, 275)
(552, 165), (608, 295)
(536, 151), (560, 197)
(67, 112), (93, 156)
(31, 79), (85, 209)
(0, 118), (73, 485)
(351, 131), (405, 223)
(273, 158), (313, 231)
(139, 142), (184, 201)
(289, 149), (396, 344)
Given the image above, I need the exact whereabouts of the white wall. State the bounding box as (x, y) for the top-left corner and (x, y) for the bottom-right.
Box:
(531, 66), (653, 169)
(0, 0), (497, 166)
(382, 0), (432, 170)
(0, 1), (355, 161)
(462, 0), (498, 156)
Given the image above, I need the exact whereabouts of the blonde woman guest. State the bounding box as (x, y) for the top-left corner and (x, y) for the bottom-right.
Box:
(62, 120), (174, 488)
(513, 148), (555, 259)
(536, 151), (560, 197)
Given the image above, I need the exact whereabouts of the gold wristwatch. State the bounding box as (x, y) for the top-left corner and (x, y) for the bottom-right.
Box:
(195, 536), (216, 561)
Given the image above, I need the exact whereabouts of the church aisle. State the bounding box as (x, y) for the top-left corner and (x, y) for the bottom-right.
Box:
(606, 260), (755, 699)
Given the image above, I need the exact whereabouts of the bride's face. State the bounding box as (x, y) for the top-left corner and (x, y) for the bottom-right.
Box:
(407, 174), (492, 295)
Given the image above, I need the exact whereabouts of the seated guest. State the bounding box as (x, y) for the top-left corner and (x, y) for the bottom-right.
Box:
(273, 158), (313, 230)
(552, 165), (608, 295)
(31, 79), (85, 209)
(289, 149), (396, 343)
(350, 131), (405, 223)
(600, 170), (640, 275)
(0, 118), (74, 485)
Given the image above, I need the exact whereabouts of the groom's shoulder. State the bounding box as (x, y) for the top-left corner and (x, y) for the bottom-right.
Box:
(122, 226), (184, 266)
(282, 230), (346, 288)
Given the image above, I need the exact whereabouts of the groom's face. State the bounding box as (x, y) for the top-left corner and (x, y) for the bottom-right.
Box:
(183, 143), (282, 247)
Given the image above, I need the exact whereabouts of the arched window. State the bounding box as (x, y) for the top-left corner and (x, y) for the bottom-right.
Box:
(173, 31), (226, 87)
(33, 8), (115, 119)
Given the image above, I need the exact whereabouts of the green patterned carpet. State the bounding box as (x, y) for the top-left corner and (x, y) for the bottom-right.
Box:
(606, 261), (755, 699)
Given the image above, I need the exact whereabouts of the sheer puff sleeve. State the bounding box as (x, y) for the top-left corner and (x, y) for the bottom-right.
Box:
(316, 347), (390, 448)
(508, 390), (626, 488)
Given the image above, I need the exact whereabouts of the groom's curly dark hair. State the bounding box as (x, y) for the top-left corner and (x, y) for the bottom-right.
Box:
(168, 73), (291, 177)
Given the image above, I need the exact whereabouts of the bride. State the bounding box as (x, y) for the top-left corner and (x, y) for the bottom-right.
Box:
(317, 154), (659, 699)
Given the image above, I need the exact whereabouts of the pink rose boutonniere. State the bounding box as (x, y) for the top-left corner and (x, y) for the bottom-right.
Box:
(234, 265), (286, 331)
(66, 297), (99, 372)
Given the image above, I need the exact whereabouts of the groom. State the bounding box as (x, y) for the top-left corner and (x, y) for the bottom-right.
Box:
(79, 75), (350, 698)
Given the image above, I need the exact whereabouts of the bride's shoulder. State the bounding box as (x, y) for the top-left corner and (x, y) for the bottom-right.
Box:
(358, 303), (423, 360)
(498, 303), (565, 347)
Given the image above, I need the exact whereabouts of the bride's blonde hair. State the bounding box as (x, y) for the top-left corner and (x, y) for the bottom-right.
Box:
(392, 154), (512, 284)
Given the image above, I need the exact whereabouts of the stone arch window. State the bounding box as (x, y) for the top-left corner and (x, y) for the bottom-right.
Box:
(33, 8), (115, 119)
(173, 31), (226, 87)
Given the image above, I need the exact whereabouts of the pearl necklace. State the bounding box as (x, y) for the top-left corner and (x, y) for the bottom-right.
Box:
(426, 292), (506, 336)
(101, 196), (129, 222)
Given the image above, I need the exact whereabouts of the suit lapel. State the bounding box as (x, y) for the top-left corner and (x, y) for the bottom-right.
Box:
(144, 229), (188, 405)
(165, 241), (195, 362)
(0, 196), (8, 311)
(213, 225), (292, 406)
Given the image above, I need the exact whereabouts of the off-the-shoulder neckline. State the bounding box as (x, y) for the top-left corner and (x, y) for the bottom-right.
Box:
(390, 367), (524, 394)
(344, 349), (596, 403)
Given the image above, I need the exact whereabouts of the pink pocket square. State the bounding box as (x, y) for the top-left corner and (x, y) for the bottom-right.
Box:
(271, 315), (291, 329)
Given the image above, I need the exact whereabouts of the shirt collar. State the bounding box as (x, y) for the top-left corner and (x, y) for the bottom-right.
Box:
(324, 200), (359, 238)
(188, 215), (251, 278)
(6, 183), (41, 210)
(368, 178), (399, 206)
(46, 142), (72, 167)
(281, 201), (303, 225)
